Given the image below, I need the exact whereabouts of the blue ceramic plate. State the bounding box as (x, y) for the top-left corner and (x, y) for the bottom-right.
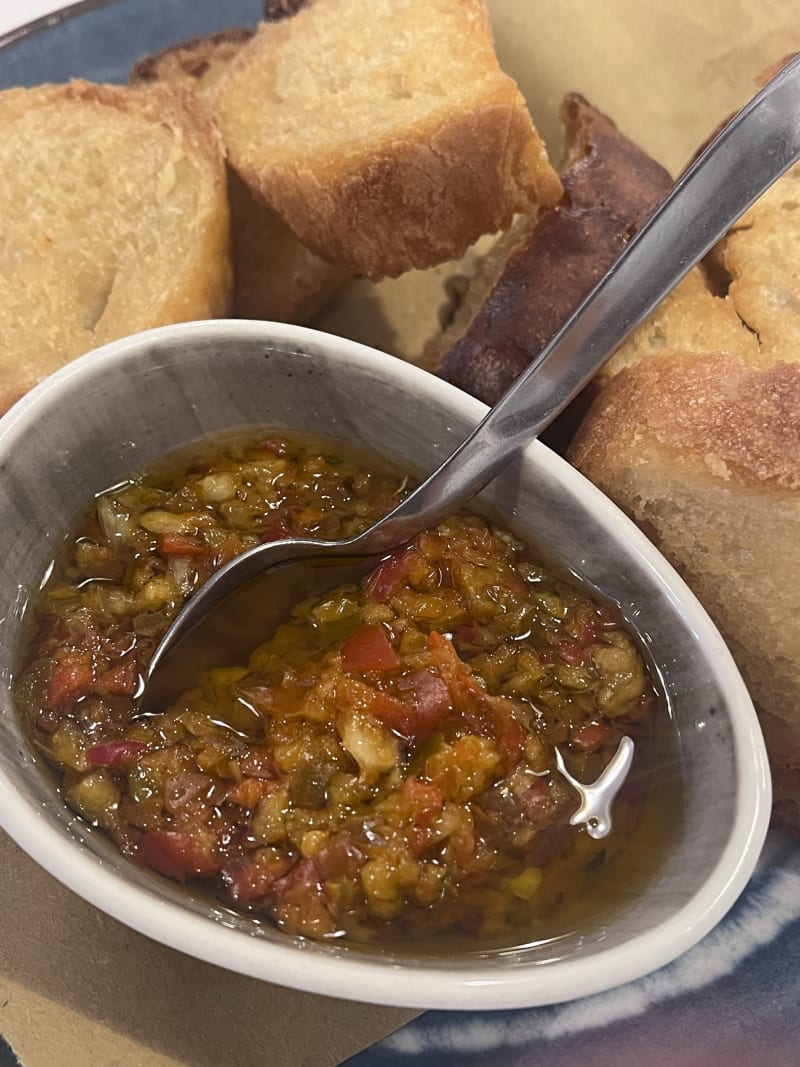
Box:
(1, 5), (799, 1065)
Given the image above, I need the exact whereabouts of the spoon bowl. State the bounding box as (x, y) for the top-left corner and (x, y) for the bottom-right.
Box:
(141, 545), (375, 710)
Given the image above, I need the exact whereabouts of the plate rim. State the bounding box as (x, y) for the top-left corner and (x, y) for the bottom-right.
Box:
(0, 0), (122, 51)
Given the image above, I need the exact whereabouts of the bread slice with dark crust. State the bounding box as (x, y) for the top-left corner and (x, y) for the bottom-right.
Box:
(0, 79), (231, 413)
(131, 27), (348, 322)
(431, 93), (673, 404)
(210, 0), (562, 280)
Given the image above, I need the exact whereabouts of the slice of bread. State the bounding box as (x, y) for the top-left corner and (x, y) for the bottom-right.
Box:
(594, 156), (800, 391)
(210, 0), (563, 280)
(427, 93), (673, 404)
(713, 160), (800, 363)
(595, 268), (760, 387)
(132, 28), (347, 322)
(0, 80), (231, 413)
(568, 351), (800, 830)
(131, 29), (257, 94)
(604, 56), (800, 390)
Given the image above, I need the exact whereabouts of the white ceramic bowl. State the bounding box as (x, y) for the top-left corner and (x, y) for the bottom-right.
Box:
(0, 320), (770, 1011)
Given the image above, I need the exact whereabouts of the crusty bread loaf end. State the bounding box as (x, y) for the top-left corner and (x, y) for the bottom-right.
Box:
(430, 92), (673, 405)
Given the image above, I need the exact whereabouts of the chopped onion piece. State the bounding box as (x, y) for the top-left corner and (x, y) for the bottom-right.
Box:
(197, 472), (238, 502)
(138, 510), (207, 535)
(336, 709), (399, 781)
(96, 496), (134, 541)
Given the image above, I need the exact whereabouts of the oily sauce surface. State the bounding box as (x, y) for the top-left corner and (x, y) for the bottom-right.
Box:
(15, 432), (670, 948)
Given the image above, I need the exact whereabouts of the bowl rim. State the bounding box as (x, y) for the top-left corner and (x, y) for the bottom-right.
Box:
(0, 318), (772, 1011)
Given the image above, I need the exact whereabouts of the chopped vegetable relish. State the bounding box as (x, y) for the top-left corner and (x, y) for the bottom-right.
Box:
(16, 433), (658, 946)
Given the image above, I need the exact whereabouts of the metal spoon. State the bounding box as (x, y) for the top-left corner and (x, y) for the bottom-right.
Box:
(556, 736), (635, 840)
(142, 54), (800, 717)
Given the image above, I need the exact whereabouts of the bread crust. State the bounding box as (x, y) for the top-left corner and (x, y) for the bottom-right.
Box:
(0, 79), (232, 412)
(569, 351), (800, 491)
(760, 709), (800, 830)
(714, 161), (800, 363)
(227, 170), (347, 320)
(593, 268), (760, 387)
(211, 0), (562, 279)
(238, 87), (558, 280)
(434, 93), (673, 403)
(0, 78), (226, 163)
(131, 29), (256, 90)
(262, 0), (311, 17)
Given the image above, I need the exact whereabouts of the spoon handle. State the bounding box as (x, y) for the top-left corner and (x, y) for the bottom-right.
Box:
(363, 54), (800, 550)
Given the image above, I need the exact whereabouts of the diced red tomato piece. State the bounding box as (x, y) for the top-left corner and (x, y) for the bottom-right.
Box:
(559, 641), (586, 666)
(164, 773), (211, 813)
(572, 721), (615, 751)
(399, 670), (451, 724)
(403, 777), (445, 852)
(271, 857), (337, 937)
(341, 625), (400, 672)
(403, 776), (444, 811)
(407, 827), (431, 855)
(519, 777), (558, 826)
(225, 777), (274, 808)
(87, 739), (150, 767)
(451, 623), (493, 654)
(259, 514), (292, 543)
(140, 830), (219, 880)
(367, 690), (410, 732)
(260, 437), (288, 456)
(498, 716), (527, 764)
(316, 833), (365, 880)
(371, 670), (452, 740)
(362, 550), (414, 602)
(159, 532), (207, 557)
(560, 618), (603, 665)
(273, 856), (322, 901)
(47, 651), (94, 709)
(237, 749), (277, 779)
(95, 656), (139, 697)
(426, 631), (486, 706)
(578, 617), (603, 645)
(222, 852), (294, 905)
